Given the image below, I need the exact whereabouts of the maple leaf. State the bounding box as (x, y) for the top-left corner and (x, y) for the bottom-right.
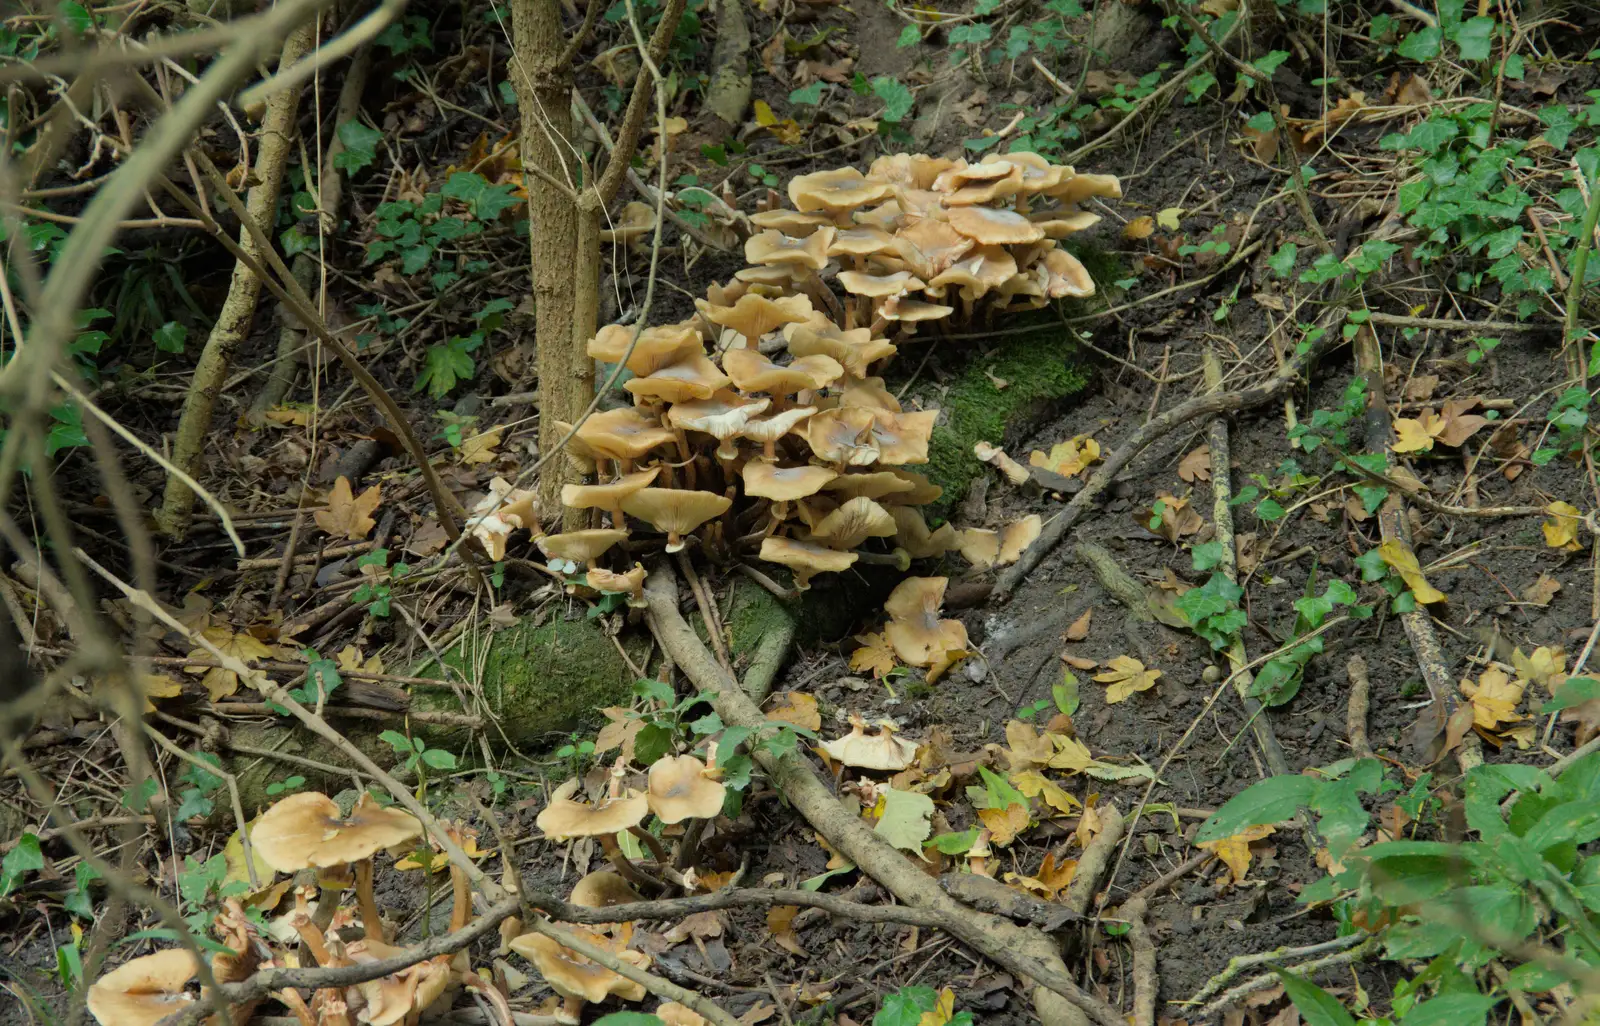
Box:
(1064, 607), (1092, 641)
(765, 691), (822, 732)
(1521, 573), (1561, 607)
(1511, 645), (1567, 694)
(1123, 216), (1156, 241)
(1003, 721), (1055, 769)
(1460, 666), (1525, 730)
(1136, 492), (1202, 544)
(1028, 434), (1101, 478)
(1391, 415), (1436, 453)
(850, 631), (898, 679)
(767, 905), (807, 957)
(1094, 655), (1162, 703)
(184, 626), (271, 701)
(594, 707), (644, 761)
(1543, 501), (1584, 552)
(1006, 852), (1078, 900)
(1376, 540), (1446, 604)
(1199, 823), (1275, 884)
(753, 100), (804, 144)
(874, 787), (934, 857)
(1178, 445), (1212, 483)
(336, 645), (383, 675)
(1433, 399), (1489, 447)
(134, 672), (183, 713)
(315, 475), (382, 540)
(457, 424), (504, 465)
(977, 802), (1030, 847)
(1010, 769), (1079, 815)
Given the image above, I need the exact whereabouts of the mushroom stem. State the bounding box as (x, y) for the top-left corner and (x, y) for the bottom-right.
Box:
(628, 824), (672, 865)
(855, 548), (912, 571)
(562, 995), (587, 1024)
(608, 503), (628, 529)
(671, 428), (697, 490)
(275, 987), (317, 1026)
(290, 912), (335, 967)
(449, 862), (472, 933)
(457, 969), (517, 1024)
(801, 271), (846, 324)
(674, 818), (709, 871)
(354, 858), (386, 943)
(598, 832), (665, 895)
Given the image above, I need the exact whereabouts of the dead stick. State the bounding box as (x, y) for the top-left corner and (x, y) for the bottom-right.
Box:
(1119, 895), (1158, 1026)
(1346, 654), (1372, 759)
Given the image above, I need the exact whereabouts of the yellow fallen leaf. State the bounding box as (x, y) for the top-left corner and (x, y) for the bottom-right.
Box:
(185, 626), (272, 701)
(1376, 540), (1446, 604)
(849, 631), (897, 679)
(1391, 416), (1436, 453)
(336, 645), (383, 675)
(916, 988), (960, 1026)
(223, 825), (276, 895)
(1460, 666), (1524, 730)
(1004, 853), (1077, 900)
(1010, 769), (1080, 815)
(977, 802), (1030, 847)
(136, 672), (183, 713)
(753, 100), (804, 144)
(1028, 434), (1101, 478)
(766, 691), (822, 732)
(1543, 501), (1583, 552)
(458, 425), (504, 465)
(1198, 823), (1275, 884)
(1157, 207), (1183, 231)
(262, 404), (312, 427)
(1512, 645), (1567, 694)
(314, 475), (382, 541)
(1123, 216), (1156, 241)
(1004, 721), (1055, 769)
(1094, 655), (1162, 703)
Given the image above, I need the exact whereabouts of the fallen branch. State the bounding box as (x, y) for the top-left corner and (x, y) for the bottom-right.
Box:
(1346, 655), (1372, 759)
(1119, 896), (1157, 1026)
(643, 567), (1125, 1026)
(1194, 935), (1379, 1019)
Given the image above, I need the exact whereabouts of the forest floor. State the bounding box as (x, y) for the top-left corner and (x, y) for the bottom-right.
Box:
(2, 2), (1600, 1026)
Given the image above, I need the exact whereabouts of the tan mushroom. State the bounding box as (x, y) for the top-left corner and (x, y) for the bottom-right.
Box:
(621, 488), (732, 552)
(470, 477), (541, 560)
(749, 209), (834, 236)
(946, 205), (1045, 246)
(1040, 247), (1096, 298)
(785, 322), (898, 377)
(701, 292), (814, 348)
(585, 564), (648, 608)
(888, 505), (958, 558)
(740, 407), (819, 461)
(823, 471), (917, 502)
(890, 218), (974, 279)
(251, 792), (423, 943)
(600, 200), (656, 247)
(876, 297), (955, 328)
(1047, 172), (1123, 205)
(883, 469), (944, 505)
(536, 786), (655, 890)
(867, 409), (938, 465)
(758, 536), (858, 590)
(928, 245), (1019, 304)
(646, 754), (727, 824)
(667, 391), (771, 460)
(624, 353), (732, 405)
(883, 576), (969, 675)
(827, 226), (896, 265)
(87, 949), (199, 1026)
(957, 527), (1000, 570)
(562, 467), (661, 528)
(807, 496), (896, 550)
(569, 870), (644, 908)
(657, 1002), (712, 1026)
(742, 461), (837, 521)
(820, 715), (918, 771)
(588, 321), (703, 377)
(745, 227), (835, 272)
(788, 167), (894, 218)
(804, 407), (880, 467)
(938, 163), (1025, 206)
(854, 199), (906, 232)
(510, 926), (650, 1024)
(734, 264), (798, 288)
(1031, 210), (1102, 238)
(838, 269), (926, 299)
(999, 515), (1042, 564)
(867, 153), (959, 190)
(723, 348), (844, 398)
(538, 529), (628, 567)
(838, 377), (902, 412)
(575, 408), (677, 472)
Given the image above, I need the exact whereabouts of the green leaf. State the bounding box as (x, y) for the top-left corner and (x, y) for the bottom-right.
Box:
(591, 1014), (666, 1026)
(1191, 540), (1224, 571)
(332, 120), (383, 175)
(1543, 677), (1600, 714)
(875, 788), (934, 856)
(874, 987), (939, 1026)
(789, 81), (825, 105)
(1, 834), (44, 895)
(420, 748), (457, 771)
(47, 403), (88, 456)
(1400, 991), (1500, 1026)
(896, 25), (921, 47)
(153, 321), (188, 354)
(1196, 774), (1318, 843)
(1267, 243), (1298, 277)
(414, 340), (476, 399)
(58, 2), (93, 34)
(1452, 16), (1495, 61)
(1253, 50), (1290, 78)
(928, 828), (980, 854)
(379, 730), (413, 754)
(1053, 671), (1080, 716)
(633, 722), (675, 766)
(871, 77), (914, 123)
(1256, 498), (1286, 521)
(968, 765), (1028, 811)
(1274, 970), (1356, 1026)
(1395, 26), (1442, 60)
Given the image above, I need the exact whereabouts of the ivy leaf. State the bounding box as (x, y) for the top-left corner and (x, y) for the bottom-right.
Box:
(1395, 26), (1442, 61)
(871, 77), (914, 123)
(0, 834), (44, 895)
(415, 340), (477, 399)
(789, 81), (825, 105)
(1452, 16), (1495, 61)
(332, 120), (383, 175)
(896, 25), (920, 47)
(874, 788), (934, 856)
(1267, 242), (1298, 277)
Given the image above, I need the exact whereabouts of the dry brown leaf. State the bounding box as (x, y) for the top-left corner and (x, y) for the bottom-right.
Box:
(1004, 721), (1056, 769)
(1005, 852), (1077, 900)
(1093, 655), (1161, 703)
(594, 707), (644, 761)
(1199, 824), (1275, 884)
(977, 802), (1030, 847)
(1123, 216), (1156, 241)
(315, 476), (381, 540)
(1543, 501), (1584, 552)
(406, 518), (449, 557)
(1064, 608), (1092, 641)
(1062, 654), (1097, 670)
(134, 672), (183, 713)
(1240, 120), (1278, 162)
(1433, 399), (1489, 447)
(849, 632), (898, 679)
(184, 626), (271, 701)
(766, 691), (822, 732)
(1136, 492), (1202, 544)
(1392, 73), (1432, 106)
(1460, 666), (1525, 731)
(1178, 445), (1212, 483)
(767, 905), (807, 957)
(1403, 374), (1439, 401)
(1393, 401), (1488, 453)
(1522, 573), (1561, 607)
(335, 645), (382, 675)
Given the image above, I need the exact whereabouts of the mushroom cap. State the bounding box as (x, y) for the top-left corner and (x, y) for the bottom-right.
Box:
(854, 199), (906, 232)
(1032, 210), (1102, 238)
(745, 228), (836, 272)
(624, 353), (733, 404)
(827, 226), (896, 258)
(888, 506), (959, 558)
(883, 576), (970, 668)
(957, 527), (1000, 570)
(570, 870), (645, 908)
(538, 529), (629, 564)
(839, 378), (902, 413)
(536, 793), (649, 840)
(989, 153), (1071, 194)
(251, 792), (423, 872)
(740, 407), (819, 449)
(877, 297), (954, 323)
(561, 468), (662, 513)
(867, 409), (938, 465)
(575, 408), (678, 462)
(734, 265), (799, 287)
(87, 949), (199, 1026)
(471, 478), (541, 561)
(946, 205), (1045, 245)
(1040, 247), (1096, 298)
(838, 269), (926, 298)
(941, 164), (1025, 206)
(867, 153), (959, 190)
(758, 537), (858, 589)
(788, 167), (894, 215)
(785, 322), (897, 377)
(804, 407), (881, 466)
(702, 292), (815, 344)
(820, 716), (918, 771)
(807, 496), (897, 550)
(723, 348), (844, 395)
(668, 392), (771, 456)
(657, 1002), (712, 1026)
(511, 927), (650, 1004)
(620, 489), (733, 550)
(600, 200), (656, 245)
(585, 565), (648, 606)
(928, 245), (1019, 300)
(742, 461), (837, 501)
(883, 469), (944, 505)
(890, 219), (974, 279)
(748, 209), (834, 236)
(588, 322), (704, 377)
(823, 471), (917, 502)
(647, 754), (727, 824)
(999, 515), (1042, 564)
(1047, 172), (1123, 205)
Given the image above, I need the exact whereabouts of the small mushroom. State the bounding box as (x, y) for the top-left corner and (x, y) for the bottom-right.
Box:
(251, 792), (423, 944)
(888, 505), (959, 558)
(585, 564), (648, 608)
(623, 353), (732, 405)
(867, 153), (959, 190)
(928, 245), (1019, 304)
(510, 926), (650, 1024)
(599, 200), (656, 247)
(739, 407), (819, 462)
(539, 529), (629, 567)
(785, 322), (897, 377)
(1039, 247), (1096, 298)
(741, 461), (837, 522)
(701, 292), (815, 349)
(999, 515), (1042, 564)
(646, 754), (727, 824)
(866, 409), (938, 466)
(883, 576), (969, 674)
(86, 949), (199, 1026)
(823, 471), (917, 502)
(1047, 172), (1123, 205)
(820, 715), (918, 771)
(807, 496), (896, 550)
(745, 228), (835, 272)
(536, 784), (655, 891)
(723, 348), (844, 399)
(470, 477), (541, 560)
(657, 1002), (712, 1026)
(804, 407), (880, 467)
(946, 205), (1046, 246)
(758, 536), (858, 590)
(827, 226), (896, 267)
(875, 297), (955, 330)
(838, 269), (926, 299)
(748, 209), (834, 236)
(575, 408), (678, 473)
(562, 467), (662, 528)
(620, 488), (733, 552)
(938, 162), (1025, 206)
(883, 469), (944, 505)
(957, 527), (1000, 570)
(569, 870), (644, 908)
(667, 391), (771, 460)
(1031, 210), (1102, 238)
(787, 167), (894, 218)
(587, 322), (703, 377)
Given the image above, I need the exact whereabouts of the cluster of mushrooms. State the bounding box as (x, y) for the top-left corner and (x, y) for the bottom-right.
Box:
(85, 789), (720, 1026)
(470, 152), (1119, 601)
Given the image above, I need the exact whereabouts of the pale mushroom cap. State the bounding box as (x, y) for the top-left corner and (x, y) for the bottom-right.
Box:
(758, 537), (858, 589)
(740, 406), (819, 446)
(723, 348), (844, 395)
(668, 394), (772, 455)
(866, 153), (958, 190)
(884, 469), (944, 505)
(839, 379), (903, 413)
(561, 468), (662, 512)
(1048, 172), (1123, 204)
(536, 793), (649, 840)
(538, 529), (629, 564)
(854, 199), (906, 231)
(749, 209), (834, 236)
(657, 1002), (712, 1026)
(745, 227), (837, 272)
(1032, 210), (1103, 238)
(1041, 247), (1096, 298)
(742, 461), (838, 501)
(510, 928), (650, 1004)
(943, 164), (1024, 205)
(785, 324), (897, 377)
(647, 754), (727, 824)
(600, 200), (655, 244)
(621, 488), (733, 546)
(702, 292), (815, 343)
(957, 527), (1000, 570)
(251, 792), (423, 872)
(588, 322), (703, 377)
(624, 353), (733, 404)
(868, 409), (938, 465)
(824, 471), (917, 501)
(878, 298), (954, 323)
(828, 226), (896, 257)
(946, 205), (1045, 245)
(569, 870), (644, 908)
(788, 167), (894, 214)
(805, 407), (881, 466)
(999, 515), (1042, 563)
(576, 408), (678, 461)
(890, 218), (974, 279)
(734, 264), (798, 286)
(883, 576), (970, 667)
(585, 565), (648, 603)
(928, 245), (1019, 299)
(820, 717), (918, 771)
(87, 949), (199, 1026)
(838, 269), (926, 298)
(888, 505), (959, 558)
(808, 496), (897, 551)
